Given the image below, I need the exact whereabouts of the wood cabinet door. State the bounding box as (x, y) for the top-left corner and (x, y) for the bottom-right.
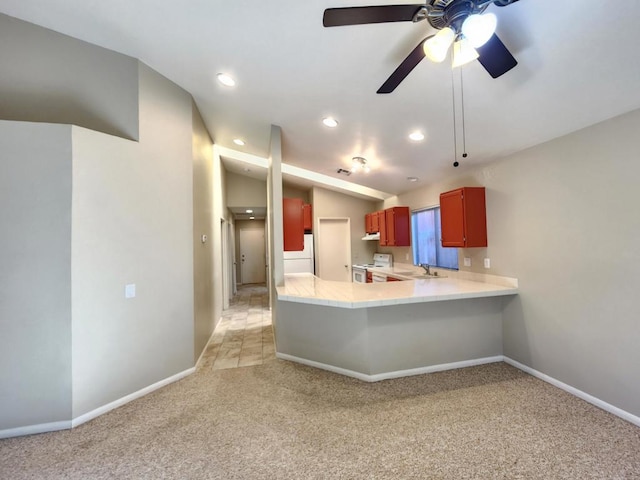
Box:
(390, 207), (410, 246)
(371, 211), (380, 233)
(440, 189), (466, 247)
(303, 203), (312, 232)
(440, 187), (487, 248)
(379, 209), (388, 246)
(385, 208), (396, 245)
(365, 213), (372, 234)
(283, 198), (304, 251)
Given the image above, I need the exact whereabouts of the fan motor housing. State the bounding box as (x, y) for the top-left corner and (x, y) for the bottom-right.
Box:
(427, 0), (489, 30)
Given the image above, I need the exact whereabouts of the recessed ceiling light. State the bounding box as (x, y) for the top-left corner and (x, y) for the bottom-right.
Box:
(407, 176), (419, 182)
(233, 138), (245, 146)
(409, 131), (425, 142)
(322, 117), (338, 128)
(250, 216), (255, 220)
(246, 209), (253, 213)
(217, 73), (236, 87)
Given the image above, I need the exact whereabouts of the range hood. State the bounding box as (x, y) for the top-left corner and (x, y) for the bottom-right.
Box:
(361, 232), (380, 241)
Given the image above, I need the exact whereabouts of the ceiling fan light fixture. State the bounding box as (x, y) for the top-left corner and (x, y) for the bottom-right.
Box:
(452, 38), (479, 68)
(351, 156), (369, 173)
(423, 27), (455, 63)
(461, 13), (497, 48)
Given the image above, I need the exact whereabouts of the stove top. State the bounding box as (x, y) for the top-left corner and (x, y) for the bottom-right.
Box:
(352, 263), (375, 269)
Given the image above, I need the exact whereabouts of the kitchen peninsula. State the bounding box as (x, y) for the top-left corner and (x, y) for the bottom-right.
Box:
(275, 273), (518, 381)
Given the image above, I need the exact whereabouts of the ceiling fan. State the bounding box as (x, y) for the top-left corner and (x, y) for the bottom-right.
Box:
(323, 0), (521, 93)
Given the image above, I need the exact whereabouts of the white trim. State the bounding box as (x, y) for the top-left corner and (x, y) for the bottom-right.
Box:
(71, 367), (195, 428)
(0, 420), (71, 440)
(278, 353), (640, 427)
(276, 353), (503, 383)
(503, 356), (640, 428)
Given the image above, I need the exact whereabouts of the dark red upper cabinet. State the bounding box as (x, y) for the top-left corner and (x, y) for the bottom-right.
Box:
(440, 187), (487, 248)
(378, 207), (410, 246)
(283, 198), (304, 251)
(303, 203), (312, 232)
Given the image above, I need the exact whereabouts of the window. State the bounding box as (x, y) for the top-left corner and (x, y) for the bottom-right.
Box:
(411, 207), (458, 270)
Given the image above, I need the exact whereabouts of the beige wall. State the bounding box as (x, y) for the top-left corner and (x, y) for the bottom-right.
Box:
(283, 183), (310, 203)
(226, 171), (267, 209)
(311, 186), (378, 266)
(0, 16), (218, 433)
(0, 14), (139, 140)
(192, 102), (215, 361)
(392, 107), (640, 417)
(71, 63), (194, 418)
(0, 121), (73, 430)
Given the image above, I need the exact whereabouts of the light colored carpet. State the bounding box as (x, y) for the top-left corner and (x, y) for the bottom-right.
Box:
(1, 360), (639, 479)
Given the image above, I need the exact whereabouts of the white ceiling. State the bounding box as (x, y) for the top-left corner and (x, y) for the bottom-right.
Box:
(3, 0), (640, 198)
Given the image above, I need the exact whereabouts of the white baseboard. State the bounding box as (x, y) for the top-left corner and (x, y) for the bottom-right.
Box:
(277, 352), (640, 428)
(0, 420), (72, 440)
(71, 367), (195, 428)
(275, 353), (503, 383)
(503, 356), (640, 428)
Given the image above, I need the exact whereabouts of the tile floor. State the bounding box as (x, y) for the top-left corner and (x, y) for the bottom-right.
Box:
(198, 284), (275, 371)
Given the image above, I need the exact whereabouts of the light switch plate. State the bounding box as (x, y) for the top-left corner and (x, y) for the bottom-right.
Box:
(484, 258), (491, 269)
(464, 257), (471, 267)
(125, 284), (136, 298)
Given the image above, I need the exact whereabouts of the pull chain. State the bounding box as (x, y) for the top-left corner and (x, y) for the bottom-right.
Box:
(460, 63), (468, 160)
(451, 59), (459, 167)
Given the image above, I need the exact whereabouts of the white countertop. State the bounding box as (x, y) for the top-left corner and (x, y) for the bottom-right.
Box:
(277, 272), (518, 309)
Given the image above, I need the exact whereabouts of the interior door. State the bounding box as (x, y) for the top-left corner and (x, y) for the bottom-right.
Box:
(317, 218), (351, 281)
(240, 228), (266, 284)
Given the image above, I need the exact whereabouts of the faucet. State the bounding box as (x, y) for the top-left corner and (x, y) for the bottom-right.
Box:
(420, 263), (431, 275)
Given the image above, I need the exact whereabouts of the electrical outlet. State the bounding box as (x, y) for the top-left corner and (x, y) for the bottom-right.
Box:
(484, 258), (491, 269)
(464, 257), (471, 267)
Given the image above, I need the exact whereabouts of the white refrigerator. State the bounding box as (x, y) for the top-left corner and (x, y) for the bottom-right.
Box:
(283, 234), (314, 274)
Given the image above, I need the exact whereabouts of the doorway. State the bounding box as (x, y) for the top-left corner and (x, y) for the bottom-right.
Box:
(317, 218), (351, 281)
(240, 227), (266, 284)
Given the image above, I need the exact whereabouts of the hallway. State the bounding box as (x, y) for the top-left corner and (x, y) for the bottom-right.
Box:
(198, 284), (275, 371)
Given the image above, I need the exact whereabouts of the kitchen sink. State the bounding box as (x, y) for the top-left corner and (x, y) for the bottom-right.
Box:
(411, 273), (446, 279)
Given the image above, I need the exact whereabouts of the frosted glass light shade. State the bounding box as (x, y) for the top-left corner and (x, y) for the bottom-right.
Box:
(461, 13), (497, 48)
(423, 27), (455, 63)
(452, 39), (479, 67)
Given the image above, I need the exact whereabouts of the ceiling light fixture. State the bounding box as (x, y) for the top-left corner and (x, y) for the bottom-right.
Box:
(409, 131), (425, 142)
(233, 138), (245, 146)
(461, 13), (497, 48)
(423, 13), (496, 66)
(246, 209), (253, 213)
(351, 156), (370, 173)
(452, 38), (479, 68)
(322, 117), (338, 128)
(407, 177), (419, 182)
(250, 216), (255, 220)
(423, 27), (455, 63)
(216, 73), (236, 87)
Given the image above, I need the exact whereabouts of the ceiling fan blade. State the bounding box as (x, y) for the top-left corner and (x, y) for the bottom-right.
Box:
(323, 5), (424, 27)
(377, 36), (430, 94)
(476, 34), (518, 79)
